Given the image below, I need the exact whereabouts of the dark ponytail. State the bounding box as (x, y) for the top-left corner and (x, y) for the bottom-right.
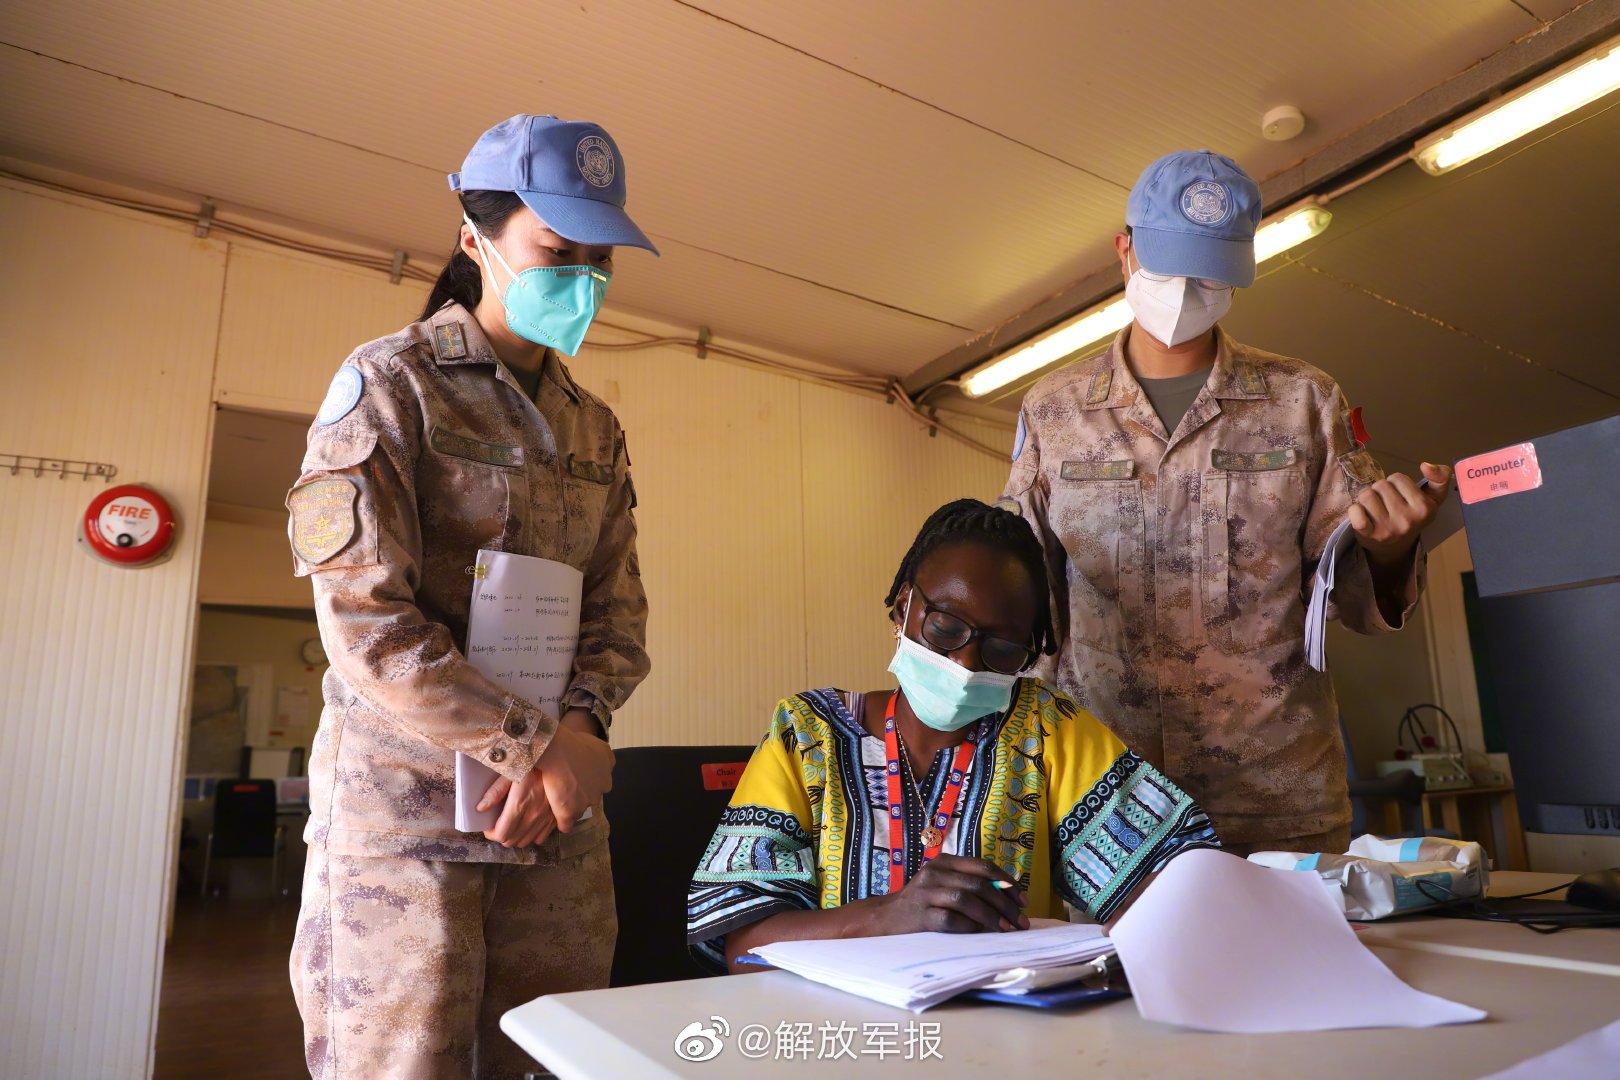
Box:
(418, 190), (526, 321)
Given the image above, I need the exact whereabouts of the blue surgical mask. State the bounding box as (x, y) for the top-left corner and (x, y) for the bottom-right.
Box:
(887, 595), (1018, 732)
(466, 216), (610, 355)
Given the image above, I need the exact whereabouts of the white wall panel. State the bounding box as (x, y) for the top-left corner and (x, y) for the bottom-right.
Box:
(213, 244), (427, 415)
(0, 182), (223, 1079)
(798, 384), (1014, 695)
(563, 335), (811, 747)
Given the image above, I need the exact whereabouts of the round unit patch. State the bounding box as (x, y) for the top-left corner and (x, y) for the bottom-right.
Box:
(576, 135), (616, 188)
(1180, 179), (1232, 227)
(316, 365), (363, 426)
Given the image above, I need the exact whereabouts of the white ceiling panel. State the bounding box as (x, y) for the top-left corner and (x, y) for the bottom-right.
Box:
(687, 0), (1555, 186)
(0, 0), (1603, 395)
(0, 0), (1125, 333)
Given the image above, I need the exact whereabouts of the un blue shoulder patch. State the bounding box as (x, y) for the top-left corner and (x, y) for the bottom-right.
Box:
(1012, 413), (1027, 461)
(316, 366), (363, 426)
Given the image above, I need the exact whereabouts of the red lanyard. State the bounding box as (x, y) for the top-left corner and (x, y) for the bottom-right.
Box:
(884, 692), (979, 895)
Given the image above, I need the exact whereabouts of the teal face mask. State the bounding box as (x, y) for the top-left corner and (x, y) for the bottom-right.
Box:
(886, 595), (1018, 732)
(466, 216), (610, 356)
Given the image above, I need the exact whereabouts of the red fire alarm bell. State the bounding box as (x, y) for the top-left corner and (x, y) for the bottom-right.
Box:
(82, 484), (177, 567)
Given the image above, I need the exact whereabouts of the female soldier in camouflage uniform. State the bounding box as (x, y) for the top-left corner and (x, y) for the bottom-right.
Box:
(287, 114), (655, 1078)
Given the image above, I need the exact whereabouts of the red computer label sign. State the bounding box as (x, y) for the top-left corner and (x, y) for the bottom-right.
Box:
(701, 762), (747, 791)
(82, 484), (177, 566)
(1455, 443), (1543, 505)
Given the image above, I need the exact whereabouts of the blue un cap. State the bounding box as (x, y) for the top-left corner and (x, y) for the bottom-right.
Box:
(1126, 150), (1260, 288)
(450, 114), (659, 255)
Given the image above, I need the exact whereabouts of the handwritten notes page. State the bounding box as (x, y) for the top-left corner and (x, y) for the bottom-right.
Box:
(454, 550), (582, 832)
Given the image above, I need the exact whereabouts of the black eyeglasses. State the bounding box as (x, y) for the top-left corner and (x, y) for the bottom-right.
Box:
(906, 581), (1036, 676)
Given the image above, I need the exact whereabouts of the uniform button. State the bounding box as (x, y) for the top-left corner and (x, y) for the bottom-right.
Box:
(487, 747), (507, 764)
(506, 717), (528, 737)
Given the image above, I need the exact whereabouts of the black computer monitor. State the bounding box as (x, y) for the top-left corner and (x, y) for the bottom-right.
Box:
(1474, 578), (1620, 837)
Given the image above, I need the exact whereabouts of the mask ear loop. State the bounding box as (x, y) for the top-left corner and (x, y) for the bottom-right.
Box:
(894, 589), (913, 641)
(463, 214), (526, 294)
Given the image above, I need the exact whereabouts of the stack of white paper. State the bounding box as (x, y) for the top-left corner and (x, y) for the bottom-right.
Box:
(746, 923), (1114, 1012)
(1110, 849), (1485, 1033)
(1305, 477), (1462, 671)
(455, 549), (583, 833)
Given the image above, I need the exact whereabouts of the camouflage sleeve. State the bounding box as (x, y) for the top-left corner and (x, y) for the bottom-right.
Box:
(1301, 383), (1425, 635)
(287, 354), (553, 783)
(995, 407), (1066, 682)
(561, 428), (650, 731)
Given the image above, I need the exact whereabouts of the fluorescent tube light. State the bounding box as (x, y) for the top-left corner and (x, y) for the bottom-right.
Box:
(959, 201), (1334, 398)
(1253, 202), (1333, 263)
(959, 298), (1132, 398)
(1413, 37), (1620, 175)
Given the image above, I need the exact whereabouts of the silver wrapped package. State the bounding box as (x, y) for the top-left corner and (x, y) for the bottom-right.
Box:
(1247, 835), (1489, 920)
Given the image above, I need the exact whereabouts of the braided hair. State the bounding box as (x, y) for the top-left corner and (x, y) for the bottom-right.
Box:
(884, 498), (1058, 657)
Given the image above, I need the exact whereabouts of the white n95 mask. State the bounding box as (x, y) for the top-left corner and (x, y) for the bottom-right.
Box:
(1125, 253), (1233, 347)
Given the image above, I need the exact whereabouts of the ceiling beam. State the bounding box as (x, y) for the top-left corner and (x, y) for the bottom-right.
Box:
(903, 0), (1620, 395)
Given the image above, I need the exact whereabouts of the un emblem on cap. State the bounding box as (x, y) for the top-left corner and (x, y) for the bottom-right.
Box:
(576, 135), (615, 188)
(1180, 180), (1232, 227)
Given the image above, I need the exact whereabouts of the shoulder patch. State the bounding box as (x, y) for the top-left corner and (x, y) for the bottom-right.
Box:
(315, 366), (363, 426)
(1011, 413), (1027, 461)
(288, 478), (358, 564)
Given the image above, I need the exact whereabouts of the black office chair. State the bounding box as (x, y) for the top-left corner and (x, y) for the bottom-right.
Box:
(201, 778), (285, 899)
(602, 744), (755, 986)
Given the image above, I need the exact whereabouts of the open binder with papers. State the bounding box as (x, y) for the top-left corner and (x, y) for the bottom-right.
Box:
(744, 922), (1116, 1012)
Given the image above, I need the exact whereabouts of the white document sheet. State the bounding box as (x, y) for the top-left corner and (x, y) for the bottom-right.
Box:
(454, 550), (582, 833)
(747, 923), (1114, 1012)
(1478, 1017), (1620, 1079)
(1109, 848), (1486, 1033)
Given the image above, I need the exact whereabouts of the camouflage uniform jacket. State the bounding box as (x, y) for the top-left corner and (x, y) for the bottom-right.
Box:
(999, 327), (1422, 843)
(286, 302), (647, 862)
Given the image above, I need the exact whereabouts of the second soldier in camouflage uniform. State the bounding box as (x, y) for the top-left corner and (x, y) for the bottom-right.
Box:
(288, 115), (657, 1079)
(999, 152), (1452, 857)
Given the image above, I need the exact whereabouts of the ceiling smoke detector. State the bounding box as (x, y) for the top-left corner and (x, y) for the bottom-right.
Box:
(1262, 105), (1306, 141)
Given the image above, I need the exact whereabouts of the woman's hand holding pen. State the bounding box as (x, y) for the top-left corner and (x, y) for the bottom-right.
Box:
(863, 855), (1030, 935)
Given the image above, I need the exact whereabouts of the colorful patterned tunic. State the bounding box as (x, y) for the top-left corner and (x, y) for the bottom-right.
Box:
(686, 679), (1218, 969)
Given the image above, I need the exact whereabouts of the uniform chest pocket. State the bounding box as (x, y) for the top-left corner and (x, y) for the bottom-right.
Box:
(561, 454), (613, 558)
(1048, 461), (1146, 656)
(423, 426), (526, 555)
(1201, 449), (1308, 653)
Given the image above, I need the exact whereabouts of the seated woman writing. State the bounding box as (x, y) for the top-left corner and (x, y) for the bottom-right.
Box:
(687, 499), (1220, 974)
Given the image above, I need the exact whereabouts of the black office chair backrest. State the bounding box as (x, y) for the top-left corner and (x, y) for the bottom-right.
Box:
(602, 744), (755, 986)
(212, 779), (278, 858)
